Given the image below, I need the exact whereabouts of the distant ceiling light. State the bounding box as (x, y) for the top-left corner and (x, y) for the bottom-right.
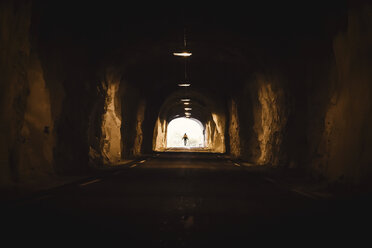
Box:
(184, 108), (192, 111)
(183, 102), (190, 105)
(178, 83), (191, 87)
(181, 99), (190, 102)
(174, 29), (192, 57)
(173, 51), (192, 57)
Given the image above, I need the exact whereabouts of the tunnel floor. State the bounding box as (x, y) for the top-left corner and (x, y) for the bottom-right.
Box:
(3, 153), (371, 246)
(162, 147), (212, 153)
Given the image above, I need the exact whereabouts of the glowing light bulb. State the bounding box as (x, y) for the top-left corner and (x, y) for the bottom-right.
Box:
(173, 52), (192, 57)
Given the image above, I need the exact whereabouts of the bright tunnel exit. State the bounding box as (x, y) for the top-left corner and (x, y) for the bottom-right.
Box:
(166, 117), (205, 148)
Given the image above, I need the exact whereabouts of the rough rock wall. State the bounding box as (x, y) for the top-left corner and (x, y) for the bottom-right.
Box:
(133, 99), (146, 156)
(0, 0), (117, 192)
(228, 3), (372, 184)
(0, 0), (56, 190)
(308, 5), (372, 183)
(120, 80), (145, 158)
(228, 99), (241, 157)
(88, 67), (146, 163)
(153, 118), (167, 151)
(254, 75), (288, 165)
(17, 51), (55, 184)
(41, 46), (101, 174)
(208, 113), (226, 153)
(229, 73), (288, 166)
(87, 79), (107, 167)
(101, 70), (122, 164)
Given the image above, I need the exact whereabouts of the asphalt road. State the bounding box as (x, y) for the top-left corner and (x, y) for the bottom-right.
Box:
(2, 153), (371, 247)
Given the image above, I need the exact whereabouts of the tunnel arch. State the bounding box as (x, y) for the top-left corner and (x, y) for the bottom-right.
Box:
(152, 88), (225, 153)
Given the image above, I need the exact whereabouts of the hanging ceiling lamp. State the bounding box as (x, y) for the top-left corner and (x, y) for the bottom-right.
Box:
(173, 29), (192, 57)
(174, 29), (192, 88)
(173, 51), (192, 57)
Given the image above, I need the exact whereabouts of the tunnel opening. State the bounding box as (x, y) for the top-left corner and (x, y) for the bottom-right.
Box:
(152, 89), (226, 153)
(166, 117), (205, 148)
(153, 112), (225, 153)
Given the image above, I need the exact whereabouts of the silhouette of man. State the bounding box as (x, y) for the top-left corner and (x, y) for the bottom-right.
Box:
(182, 133), (189, 146)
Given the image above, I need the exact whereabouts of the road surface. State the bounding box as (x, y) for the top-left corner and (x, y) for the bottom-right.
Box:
(2, 153), (371, 246)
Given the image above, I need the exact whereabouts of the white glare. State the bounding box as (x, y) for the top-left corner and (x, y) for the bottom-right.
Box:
(178, 83), (191, 87)
(166, 117), (204, 148)
(173, 52), (192, 57)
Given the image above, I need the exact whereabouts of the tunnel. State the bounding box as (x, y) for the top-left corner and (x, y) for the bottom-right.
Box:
(1, 0), (372, 246)
(165, 117), (205, 149)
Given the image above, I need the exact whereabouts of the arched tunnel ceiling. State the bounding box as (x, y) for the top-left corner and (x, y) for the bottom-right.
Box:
(157, 89), (220, 123)
(35, 0), (347, 121)
(36, 1), (347, 87)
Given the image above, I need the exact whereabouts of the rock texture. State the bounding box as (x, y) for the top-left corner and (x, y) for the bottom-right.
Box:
(1, 0), (371, 194)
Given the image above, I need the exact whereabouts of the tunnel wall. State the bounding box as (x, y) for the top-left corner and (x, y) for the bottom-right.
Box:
(228, 73), (288, 166)
(0, 0), (56, 189)
(207, 113), (226, 153)
(228, 99), (241, 158)
(228, 3), (372, 184)
(119, 80), (145, 158)
(133, 99), (146, 156)
(0, 0), (95, 190)
(99, 69), (122, 164)
(153, 118), (167, 151)
(39, 37), (102, 176)
(306, 5), (372, 183)
(0, 0), (149, 193)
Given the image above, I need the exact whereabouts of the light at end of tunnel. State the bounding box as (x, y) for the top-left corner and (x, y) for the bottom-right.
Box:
(173, 52), (192, 57)
(178, 83), (191, 87)
(166, 117), (204, 148)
